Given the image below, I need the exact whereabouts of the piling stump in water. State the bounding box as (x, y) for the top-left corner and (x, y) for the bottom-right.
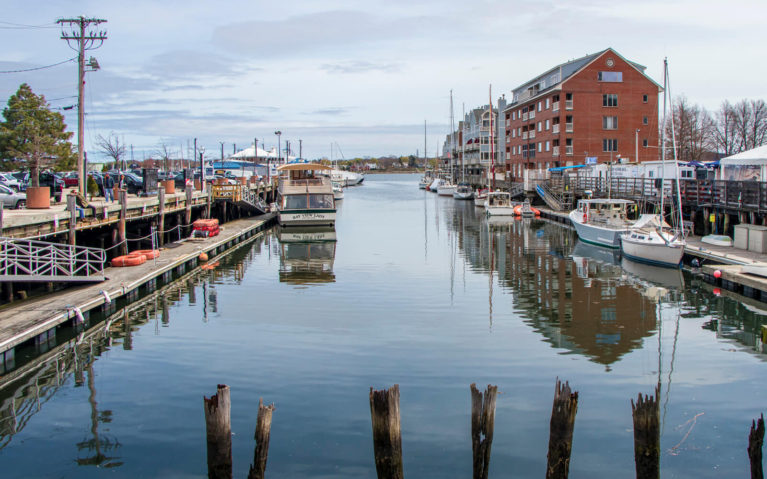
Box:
(631, 386), (660, 479)
(248, 398), (275, 479)
(369, 384), (404, 479)
(749, 414), (765, 479)
(470, 383), (498, 479)
(546, 379), (578, 479)
(204, 384), (232, 479)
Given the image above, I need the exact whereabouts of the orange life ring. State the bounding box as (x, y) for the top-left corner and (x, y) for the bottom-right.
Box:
(583, 213), (588, 222)
(111, 254), (147, 267)
(130, 249), (160, 259)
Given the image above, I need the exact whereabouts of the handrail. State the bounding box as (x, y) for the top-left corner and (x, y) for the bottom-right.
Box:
(0, 237), (105, 282)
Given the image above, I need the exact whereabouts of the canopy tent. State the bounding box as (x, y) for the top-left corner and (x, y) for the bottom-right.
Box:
(719, 145), (767, 181)
(231, 145), (278, 160)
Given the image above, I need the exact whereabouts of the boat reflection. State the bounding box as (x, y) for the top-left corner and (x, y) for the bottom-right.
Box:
(277, 227), (337, 285)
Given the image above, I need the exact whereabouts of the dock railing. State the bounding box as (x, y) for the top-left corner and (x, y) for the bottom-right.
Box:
(0, 237), (106, 282)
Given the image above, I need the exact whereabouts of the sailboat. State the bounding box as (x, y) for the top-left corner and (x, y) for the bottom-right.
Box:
(620, 59), (686, 268)
(454, 103), (474, 200)
(483, 85), (515, 217)
(437, 90), (457, 196)
(419, 120), (434, 189)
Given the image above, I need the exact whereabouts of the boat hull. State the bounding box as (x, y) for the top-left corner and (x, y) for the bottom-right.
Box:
(570, 212), (629, 248)
(486, 206), (516, 216)
(453, 190), (474, 200)
(621, 236), (684, 267)
(278, 210), (337, 227)
(437, 185), (456, 196)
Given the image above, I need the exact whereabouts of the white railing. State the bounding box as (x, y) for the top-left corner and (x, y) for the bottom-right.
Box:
(552, 102), (560, 112)
(529, 111), (536, 119)
(552, 124), (560, 134)
(553, 146), (560, 156)
(0, 237), (106, 282)
(565, 146), (574, 155)
(522, 113), (528, 121)
(529, 131), (536, 139)
(522, 132), (528, 140)
(565, 122), (574, 133)
(565, 100), (574, 110)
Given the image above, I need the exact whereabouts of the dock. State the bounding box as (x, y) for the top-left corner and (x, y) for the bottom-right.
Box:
(0, 213), (276, 367)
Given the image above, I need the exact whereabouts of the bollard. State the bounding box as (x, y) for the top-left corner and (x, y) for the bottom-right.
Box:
(546, 379), (578, 479)
(631, 386), (660, 479)
(204, 384), (232, 479)
(471, 383), (497, 479)
(369, 384), (404, 479)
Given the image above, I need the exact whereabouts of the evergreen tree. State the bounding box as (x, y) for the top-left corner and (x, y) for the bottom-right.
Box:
(0, 83), (75, 187)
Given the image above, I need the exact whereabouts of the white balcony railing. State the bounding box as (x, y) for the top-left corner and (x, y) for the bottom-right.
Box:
(565, 146), (574, 155)
(522, 132), (528, 140)
(522, 113), (528, 121)
(565, 100), (574, 110)
(553, 146), (560, 156)
(552, 102), (560, 112)
(565, 122), (573, 133)
(529, 111), (536, 119)
(529, 131), (536, 139)
(552, 124), (560, 134)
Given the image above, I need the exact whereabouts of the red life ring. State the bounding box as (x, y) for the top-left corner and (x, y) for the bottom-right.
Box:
(583, 213), (588, 222)
(130, 249), (160, 260)
(111, 254), (147, 267)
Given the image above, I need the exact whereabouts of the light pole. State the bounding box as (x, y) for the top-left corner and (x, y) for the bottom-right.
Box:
(199, 146), (205, 189)
(274, 131), (282, 166)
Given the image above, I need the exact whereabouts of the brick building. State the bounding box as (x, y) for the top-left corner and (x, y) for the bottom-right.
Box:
(503, 48), (661, 183)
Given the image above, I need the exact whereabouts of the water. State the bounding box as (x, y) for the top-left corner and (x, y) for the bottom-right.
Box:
(1, 173), (765, 478)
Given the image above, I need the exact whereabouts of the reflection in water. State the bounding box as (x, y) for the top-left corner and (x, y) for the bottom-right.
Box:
(277, 227), (337, 285)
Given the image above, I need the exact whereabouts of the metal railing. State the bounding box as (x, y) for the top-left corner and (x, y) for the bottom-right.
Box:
(0, 237), (105, 282)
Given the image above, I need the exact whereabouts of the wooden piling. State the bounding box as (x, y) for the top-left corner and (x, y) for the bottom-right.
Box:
(185, 184), (193, 226)
(749, 414), (765, 479)
(369, 384), (404, 479)
(158, 188), (165, 246)
(546, 379), (578, 479)
(247, 398), (275, 479)
(471, 383), (498, 479)
(119, 189), (128, 256)
(204, 384), (232, 479)
(67, 193), (77, 245)
(206, 187), (212, 219)
(631, 386), (660, 479)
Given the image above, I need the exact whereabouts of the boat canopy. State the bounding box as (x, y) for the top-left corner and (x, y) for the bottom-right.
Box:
(277, 163), (333, 171)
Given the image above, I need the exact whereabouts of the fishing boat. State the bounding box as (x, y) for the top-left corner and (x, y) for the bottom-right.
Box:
(474, 189), (488, 207)
(277, 163), (336, 227)
(569, 198), (642, 248)
(485, 191), (516, 216)
(620, 59), (686, 268)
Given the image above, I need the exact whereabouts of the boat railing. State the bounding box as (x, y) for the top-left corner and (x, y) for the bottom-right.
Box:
(280, 178), (328, 188)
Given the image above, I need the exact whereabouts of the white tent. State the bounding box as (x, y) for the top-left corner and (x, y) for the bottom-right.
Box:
(231, 145), (277, 160)
(719, 145), (767, 181)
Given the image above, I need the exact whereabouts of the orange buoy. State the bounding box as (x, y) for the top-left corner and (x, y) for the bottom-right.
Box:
(199, 252), (209, 262)
(111, 254), (147, 267)
(129, 249), (160, 260)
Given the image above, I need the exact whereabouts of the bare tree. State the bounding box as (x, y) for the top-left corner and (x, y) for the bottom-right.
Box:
(95, 132), (125, 170)
(712, 101), (739, 156)
(156, 142), (173, 174)
(748, 99), (767, 149)
(667, 96), (713, 163)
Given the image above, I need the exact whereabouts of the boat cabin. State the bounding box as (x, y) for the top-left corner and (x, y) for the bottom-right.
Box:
(576, 198), (638, 226)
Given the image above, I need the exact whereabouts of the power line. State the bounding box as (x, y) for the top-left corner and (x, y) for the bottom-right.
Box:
(0, 21), (58, 29)
(0, 57), (76, 74)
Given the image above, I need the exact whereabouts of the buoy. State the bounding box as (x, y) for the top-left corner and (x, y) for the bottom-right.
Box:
(714, 270), (722, 279)
(713, 287), (721, 296)
(199, 252), (209, 262)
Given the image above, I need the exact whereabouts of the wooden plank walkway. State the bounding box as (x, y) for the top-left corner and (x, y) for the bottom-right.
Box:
(0, 213), (276, 355)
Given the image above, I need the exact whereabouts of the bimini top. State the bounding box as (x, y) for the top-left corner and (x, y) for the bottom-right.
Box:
(277, 163), (333, 171)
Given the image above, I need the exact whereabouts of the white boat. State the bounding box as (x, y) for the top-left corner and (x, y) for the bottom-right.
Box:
(330, 169), (364, 186)
(419, 172), (433, 189)
(474, 189), (488, 207)
(428, 178), (443, 192)
(332, 181), (344, 201)
(569, 198), (642, 249)
(453, 182), (474, 200)
(277, 163), (336, 227)
(701, 234), (733, 247)
(485, 191), (516, 216)
(438, 90), (458, 198)
(619, 59), (686, 268)
(437, 181), (457, 196)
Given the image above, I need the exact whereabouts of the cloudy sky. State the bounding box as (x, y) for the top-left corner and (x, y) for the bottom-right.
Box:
(1, 0), (765, 162)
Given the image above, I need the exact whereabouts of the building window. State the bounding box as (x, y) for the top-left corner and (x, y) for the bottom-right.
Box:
(598, 71), (623, 82)
(512, 111), (516, 121)
(603, 139), (618, 152)
(538, 121), (542, 132)
(643, 116), (648, 125)
(518, 127), (522, 136)
(512, 129), (516, 138)
(545, 141), (550, 151)
(538, 142), (542, 152)
(545, 98), (550, 109)
(643, 94), (648, 103)
(602, 116), (618, 129)
(545, 119), (550, 130)
(538, 101), (542, 112)
(643, 139), (648, 147)
(603, 94), (618, 107)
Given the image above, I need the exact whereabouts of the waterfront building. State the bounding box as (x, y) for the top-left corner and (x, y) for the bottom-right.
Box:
(503, 48), (661, 187)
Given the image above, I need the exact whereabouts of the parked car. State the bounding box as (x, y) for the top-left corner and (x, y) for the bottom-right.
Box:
(0, 184), (25, 209)
(0, 173), (23, 191)
(62, 171), (79, 187)
(23, 172), (65, 202)
(108, 171), (144, 195)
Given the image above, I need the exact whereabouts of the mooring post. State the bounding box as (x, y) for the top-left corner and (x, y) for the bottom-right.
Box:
(206, 186), (212, 219)
(247, 398), (275, 479)
(185, 184), (193, 227)
(631, 386), (660, 479)
(369, 384), (404, 479)
(67, 193), (77, 245)
(471, 383), (498, 479)
(158, 188), (165, 246)
(119, 189), (128, 256)
(204, 384), (232, 479)
(749, 414), (765, 479)
(546, 379), (578, 479)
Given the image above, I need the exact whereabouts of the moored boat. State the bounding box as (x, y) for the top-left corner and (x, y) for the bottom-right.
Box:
(277, 163), (336, 227)
(620, 216), (685, 268)
(569, 198), (641, 249)
(474, 189), (488, 207)
(453, 182), (474, 200)
(485, 191), (516, 216)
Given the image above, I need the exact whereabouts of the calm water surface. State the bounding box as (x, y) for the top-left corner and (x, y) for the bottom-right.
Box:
(1, 173), (765, 478)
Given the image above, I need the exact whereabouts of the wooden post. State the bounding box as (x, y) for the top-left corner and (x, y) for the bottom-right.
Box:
(0, 205), (4, 235)
(631, 386), (660, 479)
(204, 384), (232, 479)
(471, 383), (498, 479)
(185, 184), (193, 226)
(546, 379), (578, 479)
(119, 189), (128, 256)
(248, 398), (275, 479)
(749, 414), (765, 479)
(206, 187), (212, 219)
(158, 188), (165, 246)
(67, 193), (77, 245)
(369, 384), (404, 479)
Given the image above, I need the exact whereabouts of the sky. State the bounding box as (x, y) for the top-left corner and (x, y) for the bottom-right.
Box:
(0, 0), (765, 163)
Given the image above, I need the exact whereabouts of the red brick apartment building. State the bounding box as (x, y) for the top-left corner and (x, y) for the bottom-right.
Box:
(504, 48), (661, 181)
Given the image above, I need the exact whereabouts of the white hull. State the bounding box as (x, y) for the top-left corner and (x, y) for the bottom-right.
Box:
(453, 185), (474, 200)
(486, 205), (516, 216)
(428, 178), (443, 192)
(621, 232), (685, 268)
(278, 210), (337, 227)
(474, 194), (487, 207)
(437, 184), (456, 196)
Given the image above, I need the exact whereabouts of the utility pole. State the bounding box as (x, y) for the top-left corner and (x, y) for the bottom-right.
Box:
(220, 141), (224, 162)
(57, 16), (107, 195)
(299, 139), (303, 160)
(194, 138), (197, 172)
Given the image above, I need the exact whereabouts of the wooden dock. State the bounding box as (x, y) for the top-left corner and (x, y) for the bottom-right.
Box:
(0, 213), (276, 360)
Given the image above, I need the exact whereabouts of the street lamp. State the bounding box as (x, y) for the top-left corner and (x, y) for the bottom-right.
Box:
(199, 146), (206, 189)
(274, 131), (282, 166)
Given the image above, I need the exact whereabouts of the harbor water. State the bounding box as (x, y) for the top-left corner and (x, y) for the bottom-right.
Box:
(1, 173), (765, 478)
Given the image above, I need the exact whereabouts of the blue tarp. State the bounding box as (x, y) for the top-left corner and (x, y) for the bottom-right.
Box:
(548, 164), (588, 172)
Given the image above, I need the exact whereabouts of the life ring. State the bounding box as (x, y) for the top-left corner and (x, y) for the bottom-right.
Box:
(130, 249), (160, 260)
(583, 213), (588, 223)
(111, 254), (147, 267)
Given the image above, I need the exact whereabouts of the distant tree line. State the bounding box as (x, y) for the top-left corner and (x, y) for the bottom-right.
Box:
(667, 97), (767, 162)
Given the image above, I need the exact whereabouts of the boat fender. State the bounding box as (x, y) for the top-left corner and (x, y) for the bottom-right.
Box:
(583, 213), (588, 223)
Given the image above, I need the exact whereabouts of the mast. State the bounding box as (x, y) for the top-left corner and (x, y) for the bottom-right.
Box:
(660, 58), (667, 224)
(489, 84), (495, 191)
(461, 103), (465, 183)
(667, 60), (685, 235)
(449, 89), (455, 183)
(424, 119), (427, 170)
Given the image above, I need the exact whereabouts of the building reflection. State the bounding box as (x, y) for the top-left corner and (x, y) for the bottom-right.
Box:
(277, 227), (337, 285)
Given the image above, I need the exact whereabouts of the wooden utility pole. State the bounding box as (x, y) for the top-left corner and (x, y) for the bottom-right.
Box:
(57, 16), (107, 196)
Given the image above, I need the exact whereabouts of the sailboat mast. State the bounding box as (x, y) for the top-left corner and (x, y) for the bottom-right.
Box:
(461, 103), (465, 183)
(666, 60), (685, 235)
(489, 84), (495, 191)
(424, 120), (427, 169)
(660, 58), (667, 221)
(450, 89), (455, 183)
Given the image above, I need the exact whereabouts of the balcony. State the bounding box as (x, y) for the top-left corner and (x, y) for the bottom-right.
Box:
(506, 119), (510, 126)
(565, 146), (574, 155)
(522, 132), (528, 140)
(552, 101), (560, 112)
(552, 124), (560, 134)
(529, 131), (536, 139)
(565, 122), (573, 133)
(529, 111), (536, 119)
(522, 113), (528, 121)
(565, 100), (574, 110)
(553, 146), (560, 156)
